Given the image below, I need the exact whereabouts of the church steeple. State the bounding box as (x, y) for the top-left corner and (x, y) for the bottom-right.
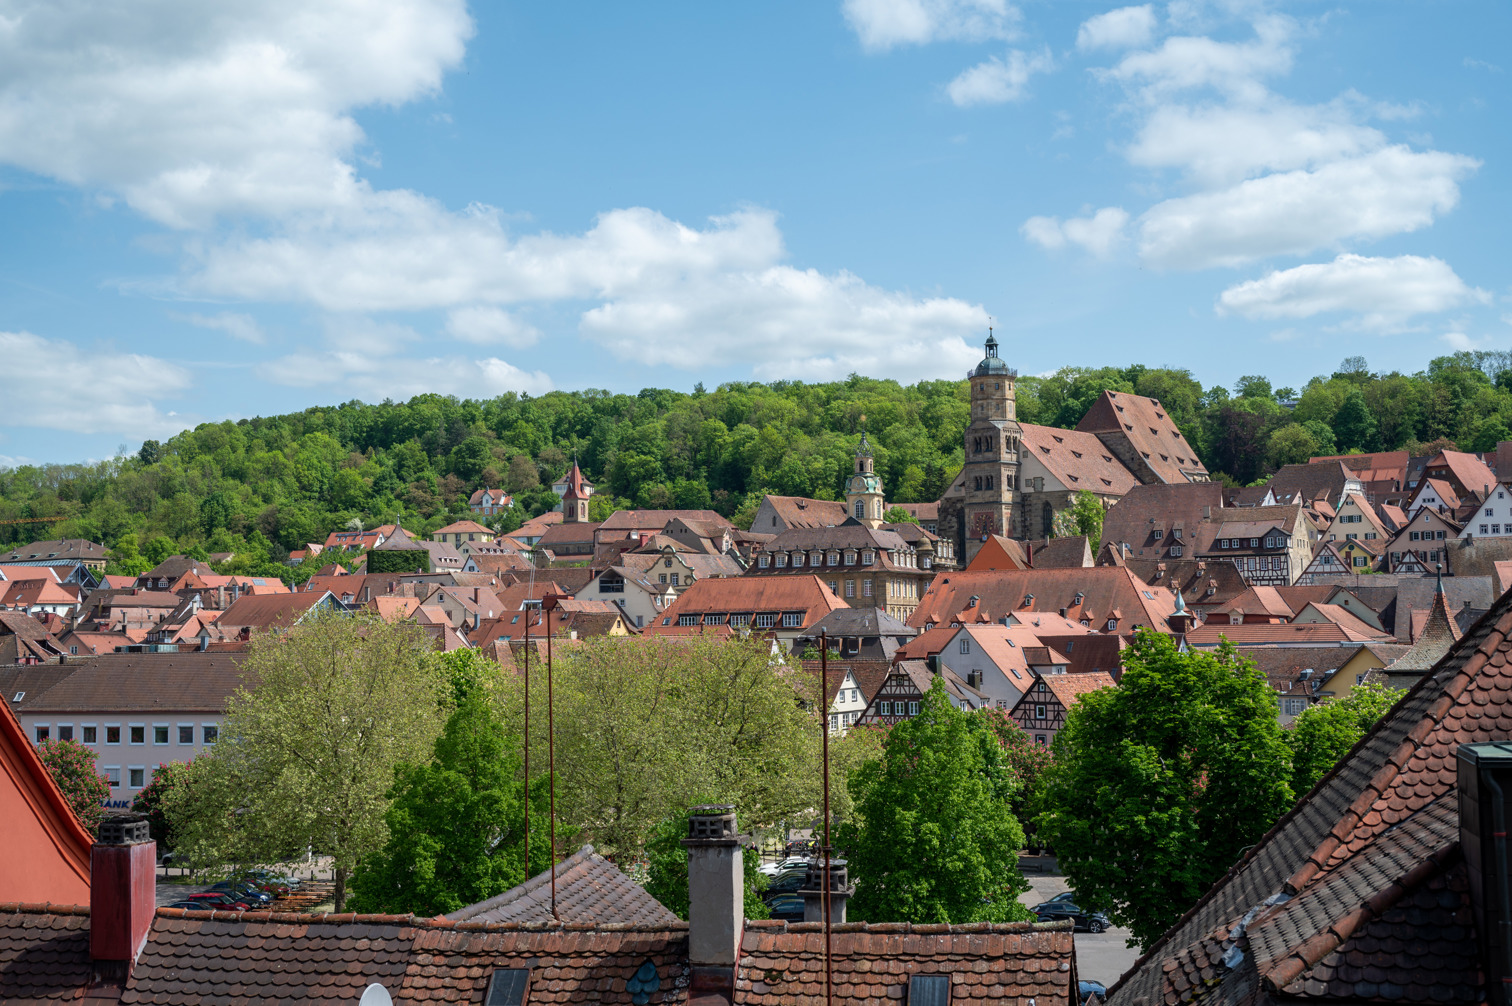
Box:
(960, 327), (1022, 559)
(846, 422), (885, 528)
(562, 458), (591, 524)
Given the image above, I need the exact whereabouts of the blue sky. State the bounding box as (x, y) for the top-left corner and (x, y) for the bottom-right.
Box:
(0, 0), (1507, 464)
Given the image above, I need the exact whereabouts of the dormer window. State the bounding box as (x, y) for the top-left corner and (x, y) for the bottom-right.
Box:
(861, 550), (875, 565)
(758, 555), (770, 568)
(1106, 618), (1118, 630)
(792, 552), (804, 567)
(775, 553), (788, 567)
(844, 550), (857, 565)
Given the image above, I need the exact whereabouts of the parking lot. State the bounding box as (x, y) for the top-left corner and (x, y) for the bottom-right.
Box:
(1020, 865), (1139, 988)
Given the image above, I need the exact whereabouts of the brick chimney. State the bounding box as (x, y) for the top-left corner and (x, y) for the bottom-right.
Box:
(91, 815), (156, 983)
(799, 857), (854, 923)
(683, 805), (743, 1005)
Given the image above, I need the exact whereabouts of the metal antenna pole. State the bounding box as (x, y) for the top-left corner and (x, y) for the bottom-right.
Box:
(820, 629), (833, 1006)
(523, 607), (530, 877)
(546, 599), (558, 920)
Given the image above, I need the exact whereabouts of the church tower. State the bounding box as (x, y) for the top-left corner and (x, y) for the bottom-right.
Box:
(846, 431), (886, 530)
(562, 460), (591, 524)
(961, 332), (1021, 561)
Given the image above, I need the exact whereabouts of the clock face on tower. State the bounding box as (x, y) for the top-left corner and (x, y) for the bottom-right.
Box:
(970, 511), (999, 539)
(851, 475), (880, 494)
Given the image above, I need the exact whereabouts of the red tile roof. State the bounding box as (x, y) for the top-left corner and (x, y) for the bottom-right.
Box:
(0, 908), (1077, 1006)
(1019, 423), (1141, 494)
(1183, 622), (1370, 647)
(646, 575), (846, 635)
(447, 844), (680, 926)
(1075, 390), (1208, 483)
(1110, 551), (1512, 1006)
(909, 567), (1180, 633)
(1036, 670), (1116, 709)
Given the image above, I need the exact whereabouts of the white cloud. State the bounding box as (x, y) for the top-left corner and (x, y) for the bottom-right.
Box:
(1127, 99), (1387, 187)
(1101, 15), (1294, 102)
(0, 0), (472, 227)
(1217, 253), (1490, 330)
(178, 311), (265, 344)
(445, 306), (540, 347)
(1076, 6), (1156, 51)
(843, 0), (1019, 51)
(1138, 146), (1479, 269)
(258, 349), (553, 400)
(0, 331), (193, 437)
(1441, 331), (1491, 352)
(947, 48), (1052, 106)
(581, 267), (986, 382)
(1020, 207), (1129, 257)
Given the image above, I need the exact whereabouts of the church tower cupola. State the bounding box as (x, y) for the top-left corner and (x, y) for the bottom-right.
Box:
(959, 328), (1023, 560)
(846, 426), (885, 529)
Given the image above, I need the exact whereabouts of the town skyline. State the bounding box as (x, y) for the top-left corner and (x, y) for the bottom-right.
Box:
(1, 1), (1507, 466)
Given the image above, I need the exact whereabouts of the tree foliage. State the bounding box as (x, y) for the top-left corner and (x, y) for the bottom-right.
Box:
(5, 353), (1509, 557)
(132, 761), (191, 848)
(37, 738), (110, 835)
(347, 683), (550, 915)
(1286, 683), (1401, 796)
(839, 681), (1032, 924)
(1036, 631), (1293, 948)
(514, 635), (823, 859)
(163, 612), (447, 911)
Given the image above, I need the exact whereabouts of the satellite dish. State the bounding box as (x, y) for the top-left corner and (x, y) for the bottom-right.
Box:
(359, 984), (393, 1006)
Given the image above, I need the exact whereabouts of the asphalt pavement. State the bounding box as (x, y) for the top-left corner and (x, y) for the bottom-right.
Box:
(1019, 862), (1140, 988)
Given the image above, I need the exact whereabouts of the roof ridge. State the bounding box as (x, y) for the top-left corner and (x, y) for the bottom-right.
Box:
(152, 906), (691, 931)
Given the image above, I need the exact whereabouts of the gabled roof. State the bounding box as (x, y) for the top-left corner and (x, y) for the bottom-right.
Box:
(1183, 622), (1370, 646)
(1387, 578), (1462, 672)
(1102, 482), (1228, 560)
(1075, 390), (1209, 483)
(446, 844), (679, 926)
(598, 509), (727, 531)
(1110, 551), (1512, 1006)
(1424, 448), (1498, 497)
(1308, 450), (1409, 483)
(1022, 536), (1094, 569)
(647, 575), (845, 635)
(374, 525), (426, 551)
(802, 606), (915, 639)
(216, 591), (334, 631)
(18, 652), (248, 714)
(1018, 423), (1140, 494)
(800, 657), (895, 709)
(1409, 477), (1461, 511)
(1212, 585), (1294, 620)
(964, 535), (1030, 571)
(910, 567), (1180, 633)
(759, 495), (850, 529)
(434, 519), (494, 536)
(0, 539), (105, 563)
(0, 691), (92, 904)
(1034, 671), (1117, 710)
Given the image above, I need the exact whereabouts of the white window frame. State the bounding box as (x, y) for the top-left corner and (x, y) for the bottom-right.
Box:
(56, 724), (74, 742)
(774, 553), (787, 568)
(104, 723), (122, 745)
(960, 638), (971, 654)
(128, 723), (146, 745)
(127, 766), (147, 790)
(34, 724), (50, 743)
(81, 724), (97, 745)
(758, 555), (770, 569)
(178, 723), (195, 745)
(153, 723), (170, 745)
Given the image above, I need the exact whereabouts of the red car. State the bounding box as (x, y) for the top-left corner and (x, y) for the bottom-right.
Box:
(185, 892), (251, 911)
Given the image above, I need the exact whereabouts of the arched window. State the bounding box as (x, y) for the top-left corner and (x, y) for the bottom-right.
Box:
(854, 500), (866, 519)
(974, 476), (983, 490)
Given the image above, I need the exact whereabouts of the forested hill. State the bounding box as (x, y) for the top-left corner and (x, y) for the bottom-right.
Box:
(4, 351), (1512, 578)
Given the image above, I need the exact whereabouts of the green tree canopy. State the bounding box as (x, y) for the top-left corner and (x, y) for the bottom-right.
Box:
(348, 684), (549, 915)
(1036, 631), (1293, 948)
(164, 611), (447, 911)
(1286, 682), (1401, 795)
(839, 681), (1031, 924)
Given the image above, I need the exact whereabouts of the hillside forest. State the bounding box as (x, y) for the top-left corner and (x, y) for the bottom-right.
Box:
(5, 351), (1512, 579)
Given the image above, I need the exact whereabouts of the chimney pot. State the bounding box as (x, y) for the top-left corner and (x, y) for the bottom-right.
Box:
(799, 857), (854, 923)
(91, 814), (156, 983)
(683, 805), (743, 978)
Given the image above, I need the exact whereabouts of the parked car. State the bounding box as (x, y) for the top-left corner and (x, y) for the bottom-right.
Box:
(1079, 981), (1107, 1004)
(759, 857), (811, 877)
(764, 894), (806, 923)
(164, 900), (209, 911)
(1034, 902), (1111, 933)
(1031, 891), (1078, 912)
(184, 892), (252, 911)
(209, 881), (272, 904)
(761, 870), (811, 900)
(240, 868), (302, 890)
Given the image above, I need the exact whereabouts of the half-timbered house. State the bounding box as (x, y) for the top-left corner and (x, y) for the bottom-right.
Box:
(1008, 671), (1116, 747)
(854, 661), (983, 726)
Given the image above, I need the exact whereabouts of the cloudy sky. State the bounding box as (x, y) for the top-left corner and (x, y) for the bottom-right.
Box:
(0, 0), (1506, 464)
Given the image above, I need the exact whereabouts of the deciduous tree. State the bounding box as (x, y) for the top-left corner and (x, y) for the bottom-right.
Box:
(38, 738), (110, 835)
(164, 612), (447, 911)
(1286, 682), (1400, 795)
(1036, 631), (1292, 948)
(839, 681), (1031, 924)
